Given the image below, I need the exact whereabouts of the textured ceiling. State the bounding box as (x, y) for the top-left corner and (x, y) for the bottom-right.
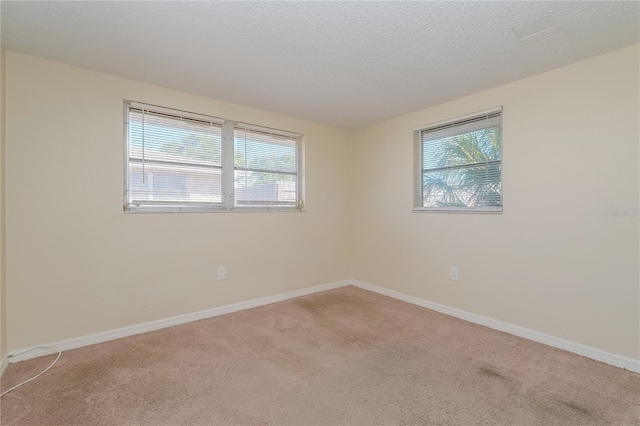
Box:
(1, 1), (638, 129)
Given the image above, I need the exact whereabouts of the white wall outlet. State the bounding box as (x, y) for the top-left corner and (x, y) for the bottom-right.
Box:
(217, 266), (226, 280)
(450, 266), (459, 281)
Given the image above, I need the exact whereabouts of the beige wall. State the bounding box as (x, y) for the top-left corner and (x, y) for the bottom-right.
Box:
(4, 45), (639, 362)
(352, 45), (640, 359)
(5, 52), (353, 350)
(1, 44), (6, 361)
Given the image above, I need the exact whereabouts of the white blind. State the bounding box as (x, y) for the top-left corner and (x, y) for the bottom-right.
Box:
(234, 125), (299, 208)
(414, 109), (503, 212)
(127, 104), (224, 208)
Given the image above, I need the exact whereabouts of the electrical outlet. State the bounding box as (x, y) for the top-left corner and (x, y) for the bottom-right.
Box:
(217, 266), (226, 280)
(450, 267), (459, 281)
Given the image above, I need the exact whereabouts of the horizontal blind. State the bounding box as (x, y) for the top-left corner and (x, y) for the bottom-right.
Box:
(127, 104), (224, 208)
(414, 109), (502, 212)
(234, 125), (299, 208)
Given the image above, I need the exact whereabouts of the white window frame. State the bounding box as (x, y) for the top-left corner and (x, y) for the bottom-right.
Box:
(413, 107), (503, 214)
(124, 101), (304, 213)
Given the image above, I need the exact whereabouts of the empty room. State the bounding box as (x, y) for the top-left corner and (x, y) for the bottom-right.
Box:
(0, 1), (638, 425)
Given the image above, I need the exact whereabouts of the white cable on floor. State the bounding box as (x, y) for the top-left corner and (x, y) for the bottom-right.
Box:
(0, 346), (62, 397)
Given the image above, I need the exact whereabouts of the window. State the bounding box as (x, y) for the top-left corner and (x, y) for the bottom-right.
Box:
(124, 101), (303, 212)
(413, 108), (503, 213)
(234, 124), (300, 209)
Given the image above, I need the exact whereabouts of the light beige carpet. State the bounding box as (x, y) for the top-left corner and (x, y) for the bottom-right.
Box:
(1, 286), (639, 425)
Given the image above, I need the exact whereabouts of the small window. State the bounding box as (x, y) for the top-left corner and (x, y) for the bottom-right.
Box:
(234, 124), (300, 209)
(414, 108), (503, 213)
(124, 101), (303, 212)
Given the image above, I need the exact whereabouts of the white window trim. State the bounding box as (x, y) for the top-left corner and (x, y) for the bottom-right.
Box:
(123, 101), (304, 213)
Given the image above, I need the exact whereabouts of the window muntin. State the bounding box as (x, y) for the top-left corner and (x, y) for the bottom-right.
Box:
(124, 102), (302, 212)
(414, 108), (502, 213)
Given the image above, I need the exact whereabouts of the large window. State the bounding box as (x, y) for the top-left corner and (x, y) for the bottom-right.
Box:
(414, 108), (502, 213)
(125, 101), (303, 212)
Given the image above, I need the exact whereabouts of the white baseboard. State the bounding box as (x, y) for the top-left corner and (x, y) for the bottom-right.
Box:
(8, 278), (639, 374)
(1, 354), (8, 376)
(351, 280), (640, 373)
(8, 279), (351, 364)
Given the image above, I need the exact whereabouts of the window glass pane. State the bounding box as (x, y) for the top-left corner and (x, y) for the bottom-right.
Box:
(234, 127), (298, 206)
(415, 109), (502, 212)
(128, 107), (223, 206)
(422, 127), (502, 169)
(422, 163), (502, 208)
